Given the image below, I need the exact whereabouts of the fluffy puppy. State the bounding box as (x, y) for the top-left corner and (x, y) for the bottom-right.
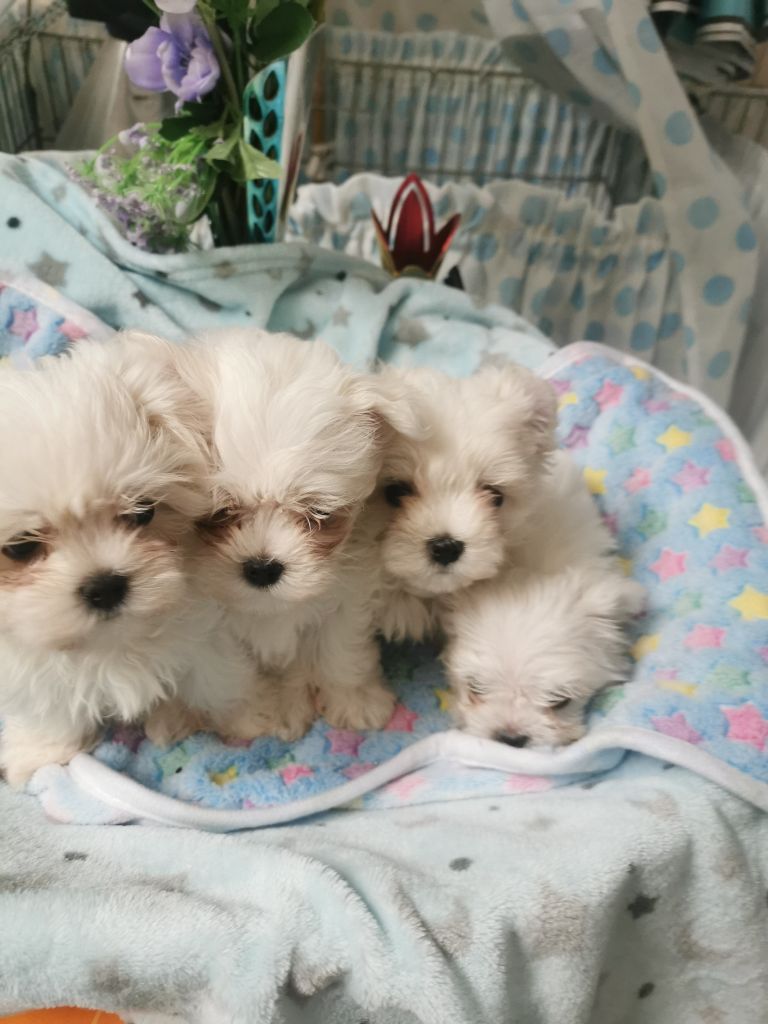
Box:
(0, 334), (257, 786)
(370, 362), (558, 641)
(443, 565), (646, 747)
(175, 329), (421, 737)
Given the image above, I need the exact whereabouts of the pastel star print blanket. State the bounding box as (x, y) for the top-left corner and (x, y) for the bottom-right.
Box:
(29, 343), (768, 830)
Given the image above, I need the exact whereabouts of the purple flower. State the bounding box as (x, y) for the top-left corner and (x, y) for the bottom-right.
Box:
(125, 13), (219, 107)
(157, 0), (197, 10)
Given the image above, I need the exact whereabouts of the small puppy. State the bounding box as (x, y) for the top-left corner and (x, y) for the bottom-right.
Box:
(175, 329), (421, 737)
(0, 334), (258, 786)
(443, 565), (645, 747)
(371, 362), (559, 641)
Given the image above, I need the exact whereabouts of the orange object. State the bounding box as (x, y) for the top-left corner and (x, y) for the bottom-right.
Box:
(1, 1011), (123, 1024)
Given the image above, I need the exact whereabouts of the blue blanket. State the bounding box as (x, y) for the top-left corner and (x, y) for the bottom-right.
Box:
(29, 344), (768, 829)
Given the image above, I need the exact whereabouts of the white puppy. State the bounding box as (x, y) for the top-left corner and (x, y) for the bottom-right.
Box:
(0, 334), (258, 786)
(174, 329), (421, 738)
(371, 362), (559, 641)
(443, 565), (645, 747)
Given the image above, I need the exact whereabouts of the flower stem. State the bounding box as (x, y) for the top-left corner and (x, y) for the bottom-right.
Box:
(199, 8), (242, 114)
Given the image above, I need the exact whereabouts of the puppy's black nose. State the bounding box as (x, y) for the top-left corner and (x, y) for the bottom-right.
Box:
(79, 572), (129, 613)
(497, 733), (530, 748)
(427, 536), (465, 566)
(242, 558), (284, 588)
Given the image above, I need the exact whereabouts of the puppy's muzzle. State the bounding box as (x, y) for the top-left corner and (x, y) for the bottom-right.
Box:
(427, 536), (465, 567)
(242, 557), (284, 589)
(496, 732), (530, 748)
(79, 572), (130, 614)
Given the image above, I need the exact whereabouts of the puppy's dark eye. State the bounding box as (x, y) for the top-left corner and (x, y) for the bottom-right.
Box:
(384, 481), (414, 507)
(308, 507), (332, 521)
(198, 507), (238, 531)
(1, 537), (42, 563)
(549, 697), (572, 710)
(466, 677), (488, 697)
(122, 503), (155, 528)
(482, 485), (505, 508)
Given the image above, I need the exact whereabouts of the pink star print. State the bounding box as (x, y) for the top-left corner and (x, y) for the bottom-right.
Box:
(386, 772), (425, 799)
(59, 320), (87, 341)
(715, 438), (736, 462)
(758, 647), (768, 665)
(644, 397), (671, 414)
(280, 763), (313, 785)
(565, 424), (590, 449)
(625, 467), (652, 494)
(723, 703), (768, 751)
(342, 762), (376, 780)
(550, 379), (572, 395)
(753, 527), (768, 545)
(673, 461), (710, 493)
(602, 513), (618, 536)
(327, 729), (364, 757)
(595, 380), (623, 409)
(685, 625), (725, 650)
(504, 775), (553, 793)
(386, 704), (419, 732)
(650, 548), (687, 582)
(650, 712), (702, 745)
(9, 307), (38, 342)
(711, 545), (749, 572)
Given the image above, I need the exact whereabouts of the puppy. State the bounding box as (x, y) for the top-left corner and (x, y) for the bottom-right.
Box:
(0, 334), (259, 786)
(443, 565), (646, 747)
(371, 362), (559, 641)
(174, 329), (422, 738)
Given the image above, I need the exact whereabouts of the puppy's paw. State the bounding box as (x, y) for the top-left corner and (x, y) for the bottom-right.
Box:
(319, 679), (396, 731)
(1, 734), (94, 789)
(144, 699), (209, 747)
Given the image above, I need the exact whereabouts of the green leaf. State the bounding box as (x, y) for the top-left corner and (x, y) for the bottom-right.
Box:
(248, 2), (314, 63)
(231, 138), (281, 182)
(210, 0), (251, 26)
(159, 116), (196, 142)
(252, 0), (281, 24)
(205, 130), (240, 164)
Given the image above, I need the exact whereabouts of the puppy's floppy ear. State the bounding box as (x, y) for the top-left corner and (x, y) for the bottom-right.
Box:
(580, 574), (647, 623)
(475, 363), (557, 456)
(351, 364), (427, 442)
(108, 330), (210, 451)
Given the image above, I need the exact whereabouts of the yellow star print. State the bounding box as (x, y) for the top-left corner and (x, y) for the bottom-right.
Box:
(583, 467), (607, 495)
(730, 585), (768, 622)
(630, 365), (650, 380)
(656, 425), (692, 451)
(658, 679), (698, 697)
(558, 391), (578, 409)
(688, 503), (731, 537)
(435, 688), (454, 712)
(632, 634), (659, 660)
(617, 557), (633, 577)
(210, 764), (238, 786)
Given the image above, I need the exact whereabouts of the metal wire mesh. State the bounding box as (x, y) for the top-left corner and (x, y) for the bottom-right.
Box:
(0, 0), (104, 153)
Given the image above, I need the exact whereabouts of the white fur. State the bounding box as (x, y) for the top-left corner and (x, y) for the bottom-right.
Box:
(176, 329), (423, 737)
(443, 565), (646, 746)
(0, 334), (262, 786)
(370, 362), (559, 638)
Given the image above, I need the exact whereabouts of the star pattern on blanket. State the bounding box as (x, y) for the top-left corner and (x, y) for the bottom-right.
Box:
(711, 546), (748, 572)
(656, 425), (691, 451)
(650, 548), (687, 582)
(280, 764), (314, 784)
(583, 467), (607, 495)
(386, 705), (419, 732)
(627, 893), (658, 919)
(729, 585), (768, 621)
(434, 688), (454, 712)
(9, 306), (38, 341)
(609, 424), (635, 454)
(28, 252), (68, 288)
(327, 730), (364, 757)
(595, 379), (623, 409)
(565, 423), (590, 449)
(688, 503), (731, 537)
(673, 461), (710, 493)
(625, 467), (651, 493)
(715, 438), (736, 462)
(685, 625), (726, 649)
(632, 634), (659, 660)
(650, 712), (702, 744)
(708, 666), (750, 691)
(722, 704), (768, 751)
